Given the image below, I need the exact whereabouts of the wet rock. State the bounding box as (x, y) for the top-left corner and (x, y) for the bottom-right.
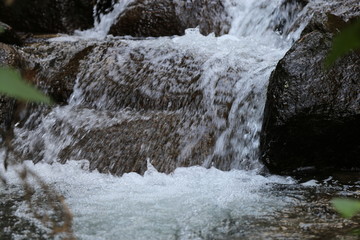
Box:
(56, 110), (215, 175)
(12, 38), (258, 175)
(0, 21), (22, 45)
(45, 45), (95, 104)
(0, 0), (95, 34)
(11, 40), (220, 175)
(71, 41), (205, 112)
(174, 0), (230, 36)
(20, 41), (96, 104)
(95, 0), (115, 23)
(0, 43), (22, 68)
(109, 0), (229, 37)
(261, 13), (360, 175)
(269, 0), (309, 35)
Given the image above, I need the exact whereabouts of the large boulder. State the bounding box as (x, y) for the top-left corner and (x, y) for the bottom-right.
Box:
(11, 40), (218, 175)
(261, 13), (360, 175)
(12, 37), (265, 176)
(109, 0), (230, 37)
(0, 0), (95, 34)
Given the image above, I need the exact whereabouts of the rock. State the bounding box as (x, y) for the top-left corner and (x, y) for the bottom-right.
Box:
(20, 41), (96, 104)
(109, 0), (229, 37)
(260, 13), (360, 175)
(12, 38), (260, 175)
(94, 0), (115, 23)
(0, 0), (95, 34)
(268, 0), (309, 35)
(11, 40), (219, 175)
(0, 43), (22, 67)
(56, 110), (215, 175)
(44, 45), (96, 104)
(174, 0), (230, 36)
(0, 21), (22, 45)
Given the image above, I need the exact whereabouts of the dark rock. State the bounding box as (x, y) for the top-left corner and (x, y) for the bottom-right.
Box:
(109, 0), (229, 37)
(95, 0), (117, 23)
(0, 21), (22, 45)
(269, 0), (309, 35)
(46, 45), (95, 104)
(109, 0), (184, 37)
(0, 0), (96, 34)
(19, 41), (96, 104)
(261, 14), (360, 175)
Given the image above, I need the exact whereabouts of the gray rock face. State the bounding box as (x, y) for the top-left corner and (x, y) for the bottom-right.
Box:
(261, 12), (360, 175)
(0, 0), (95, 34)
(109, 0), (230, 37)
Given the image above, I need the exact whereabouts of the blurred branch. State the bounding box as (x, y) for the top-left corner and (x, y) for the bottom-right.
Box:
(18, 166), (76, 239)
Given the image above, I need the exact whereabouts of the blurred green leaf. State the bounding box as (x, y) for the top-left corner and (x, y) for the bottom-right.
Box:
(352, 229), (360, 236)
(0, 67), (52, 104)
(325, 19), (360, 68)
(331, 198), (360, 219)
(0, 26), (4, 34)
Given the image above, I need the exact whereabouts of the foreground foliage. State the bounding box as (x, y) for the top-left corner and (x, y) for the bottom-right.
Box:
(0, 67), (52, 104)
(327, 18), (360, 221)
(326, 19), (360, 67)
(331, 198), (360, 219)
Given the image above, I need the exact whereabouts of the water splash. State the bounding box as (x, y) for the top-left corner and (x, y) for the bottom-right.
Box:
(1, 159), (295, 240)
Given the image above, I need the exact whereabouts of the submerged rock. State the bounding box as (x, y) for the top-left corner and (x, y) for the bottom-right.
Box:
(0, 0), (95, 34)
(109, 0), (230, 37)
(261, 12), (360, 175)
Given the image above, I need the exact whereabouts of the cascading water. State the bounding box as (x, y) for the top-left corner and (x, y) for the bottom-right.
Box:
(1, 0), (358, 239)
(12, 0), (308, 174)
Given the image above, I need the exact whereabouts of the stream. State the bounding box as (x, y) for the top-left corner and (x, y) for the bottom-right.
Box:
(1, 0), (360, 239)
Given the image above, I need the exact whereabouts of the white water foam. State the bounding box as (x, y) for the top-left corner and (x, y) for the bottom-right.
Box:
(1, 159), (294, 240)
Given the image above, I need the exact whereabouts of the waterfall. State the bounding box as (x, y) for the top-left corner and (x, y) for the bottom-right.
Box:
(12, 0), (315, 174)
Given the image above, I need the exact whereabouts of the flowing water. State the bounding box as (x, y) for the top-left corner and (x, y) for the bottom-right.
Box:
(1, 0), (360, 239)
